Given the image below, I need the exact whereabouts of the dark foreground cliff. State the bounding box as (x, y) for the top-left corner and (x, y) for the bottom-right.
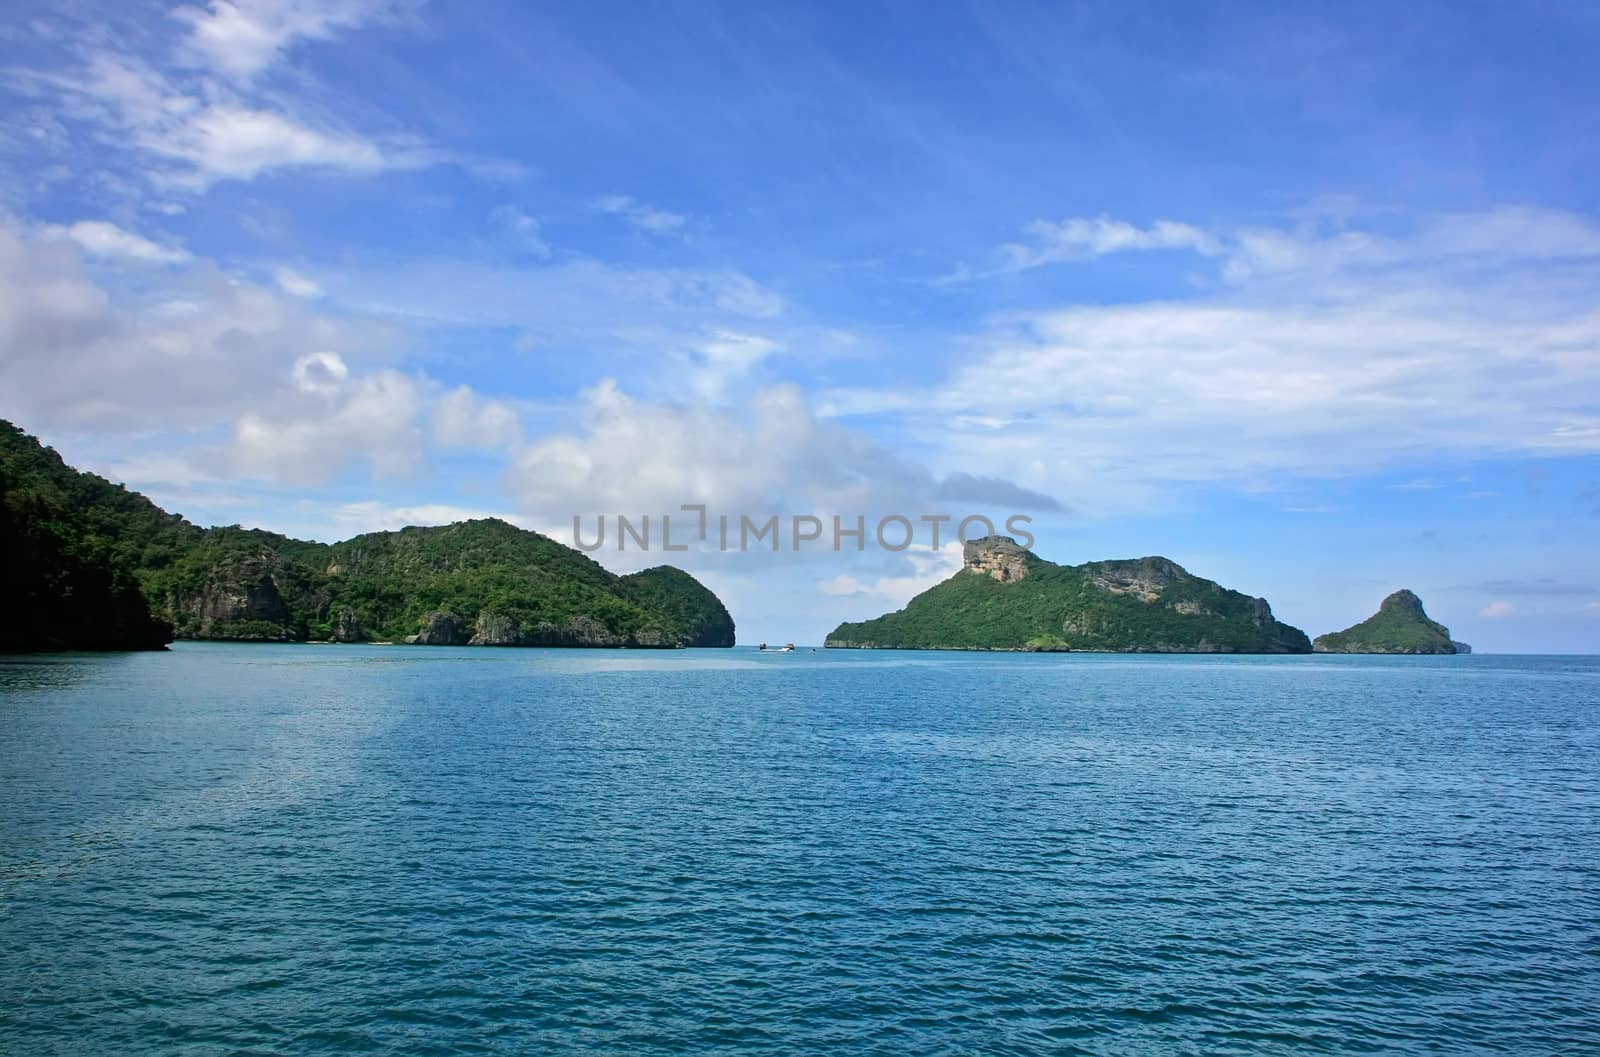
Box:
(0, 421), (733, 650)
(1313, 590), (1461, 654)
(826, 536), (1311, 653)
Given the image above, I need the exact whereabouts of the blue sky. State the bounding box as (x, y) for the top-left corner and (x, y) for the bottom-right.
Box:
(3, 0), (1598, 651)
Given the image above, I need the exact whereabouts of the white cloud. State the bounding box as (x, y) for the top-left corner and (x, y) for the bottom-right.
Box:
(815, 542), (963, 605)
(148, 104), (385, 185)
(432, 384), (522, 450)
(275, 266), (323, 297)
(951, 205), (1600, 286)
(0, 219), (411, 479)
(594, 194), (687, 235)
(506, 378), (932, 522)
(683, 330), (779, 403)
(943, 216), (1217, 281)
(173, 0), (394, 81)
(1479, 600), (1516, 619)
(230, 368), (424, 484)
(830, 209), (1600, 512)
(34, 42), (394, 190)
(42, 220), (190, 264)
(291, 350), (349, 393)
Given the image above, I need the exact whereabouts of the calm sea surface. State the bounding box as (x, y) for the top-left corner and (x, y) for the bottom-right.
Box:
(2, 644), (1597, 1055)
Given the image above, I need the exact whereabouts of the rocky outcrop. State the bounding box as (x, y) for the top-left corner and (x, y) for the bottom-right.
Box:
(964, 536), (1031, 583)
(1451, 641), (1472, 654)
(406, 611), (468, 645)
(468, 611), (520, 646)
(161, 548), (329, 641)
(452, 610), (686, 648)
(1082, 556), (1187, 602)
(330, 607), (364, 643)
(1314, 590), (1459, 654)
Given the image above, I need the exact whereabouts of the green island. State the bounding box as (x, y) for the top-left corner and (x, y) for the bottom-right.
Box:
(0, 421), (733, 652)
(826, 536), (1313, 653)
(1312, 589), (1467, 654)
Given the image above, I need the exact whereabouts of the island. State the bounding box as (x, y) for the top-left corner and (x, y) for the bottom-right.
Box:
(825, 536), (1311, 652)
(1313, 589), (1463, 654)
(0, 420), (733, 652)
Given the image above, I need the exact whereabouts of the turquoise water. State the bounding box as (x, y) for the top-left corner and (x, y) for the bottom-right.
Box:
(2, 645), (1597, 1055)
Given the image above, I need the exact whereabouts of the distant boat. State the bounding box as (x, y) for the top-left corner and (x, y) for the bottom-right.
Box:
(780, 643), (795, 652)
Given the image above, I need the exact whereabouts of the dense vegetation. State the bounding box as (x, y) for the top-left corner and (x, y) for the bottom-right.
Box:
(827, 542), (1311, 653)
(0, 421), (733, 651)
(1313, 590), (1457, 654)
(0, 423), (177, 651)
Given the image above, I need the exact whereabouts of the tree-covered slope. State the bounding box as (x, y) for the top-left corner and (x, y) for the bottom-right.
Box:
(1313, 590), (1458, 654)
(1, 420), (733, 650)
(617, 566), (737, 647)
(826, 536), (1310, 653)
(1, 422), (177, 651)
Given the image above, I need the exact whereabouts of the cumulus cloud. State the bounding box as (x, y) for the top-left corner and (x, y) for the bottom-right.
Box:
(506, 378), (936, 522)
(230, 368), (424, 484)
(0, 218), (421, 488)
(432, 385), (522, 451)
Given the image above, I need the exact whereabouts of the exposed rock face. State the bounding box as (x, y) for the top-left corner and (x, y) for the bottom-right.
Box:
(964, 536), (1031, 583)
(1314, 589), (1459, 654)
(1452, 641), (1472, 654)
(454, 610), (685, 648)
(468, 611), (520, 646)
(162, 550), (329, 640)
(407, 611), (468, 645)
(330, 607), (364, 643)
(1083, 556), (1185, 603)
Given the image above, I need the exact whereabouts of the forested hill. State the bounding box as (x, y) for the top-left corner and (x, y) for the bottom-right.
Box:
(0, 421), (734, 651)
(826, 536), (1311, 653)
(1313, 590), (1460, 654)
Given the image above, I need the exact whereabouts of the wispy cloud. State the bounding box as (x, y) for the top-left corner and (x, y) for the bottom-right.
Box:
(832, 208), (1600, 513)
(173, 0), (398, 82)
(941, 215), (1219, 282)
(490, 205), (551, 257)
(594, 194), (687, 235)
(42, 219), (190, 263)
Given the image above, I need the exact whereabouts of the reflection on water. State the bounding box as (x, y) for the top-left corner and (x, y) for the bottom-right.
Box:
(2, 643), (1598, 1055)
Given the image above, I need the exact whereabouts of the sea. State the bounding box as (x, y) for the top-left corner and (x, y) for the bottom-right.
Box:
(2, 644), (1597, 1055)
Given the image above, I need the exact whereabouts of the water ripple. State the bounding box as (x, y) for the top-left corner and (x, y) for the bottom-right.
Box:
(2, 646), (1597, 1054)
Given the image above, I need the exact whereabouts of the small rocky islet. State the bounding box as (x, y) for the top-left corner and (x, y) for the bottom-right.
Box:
(1313, 589), (1468, 655)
